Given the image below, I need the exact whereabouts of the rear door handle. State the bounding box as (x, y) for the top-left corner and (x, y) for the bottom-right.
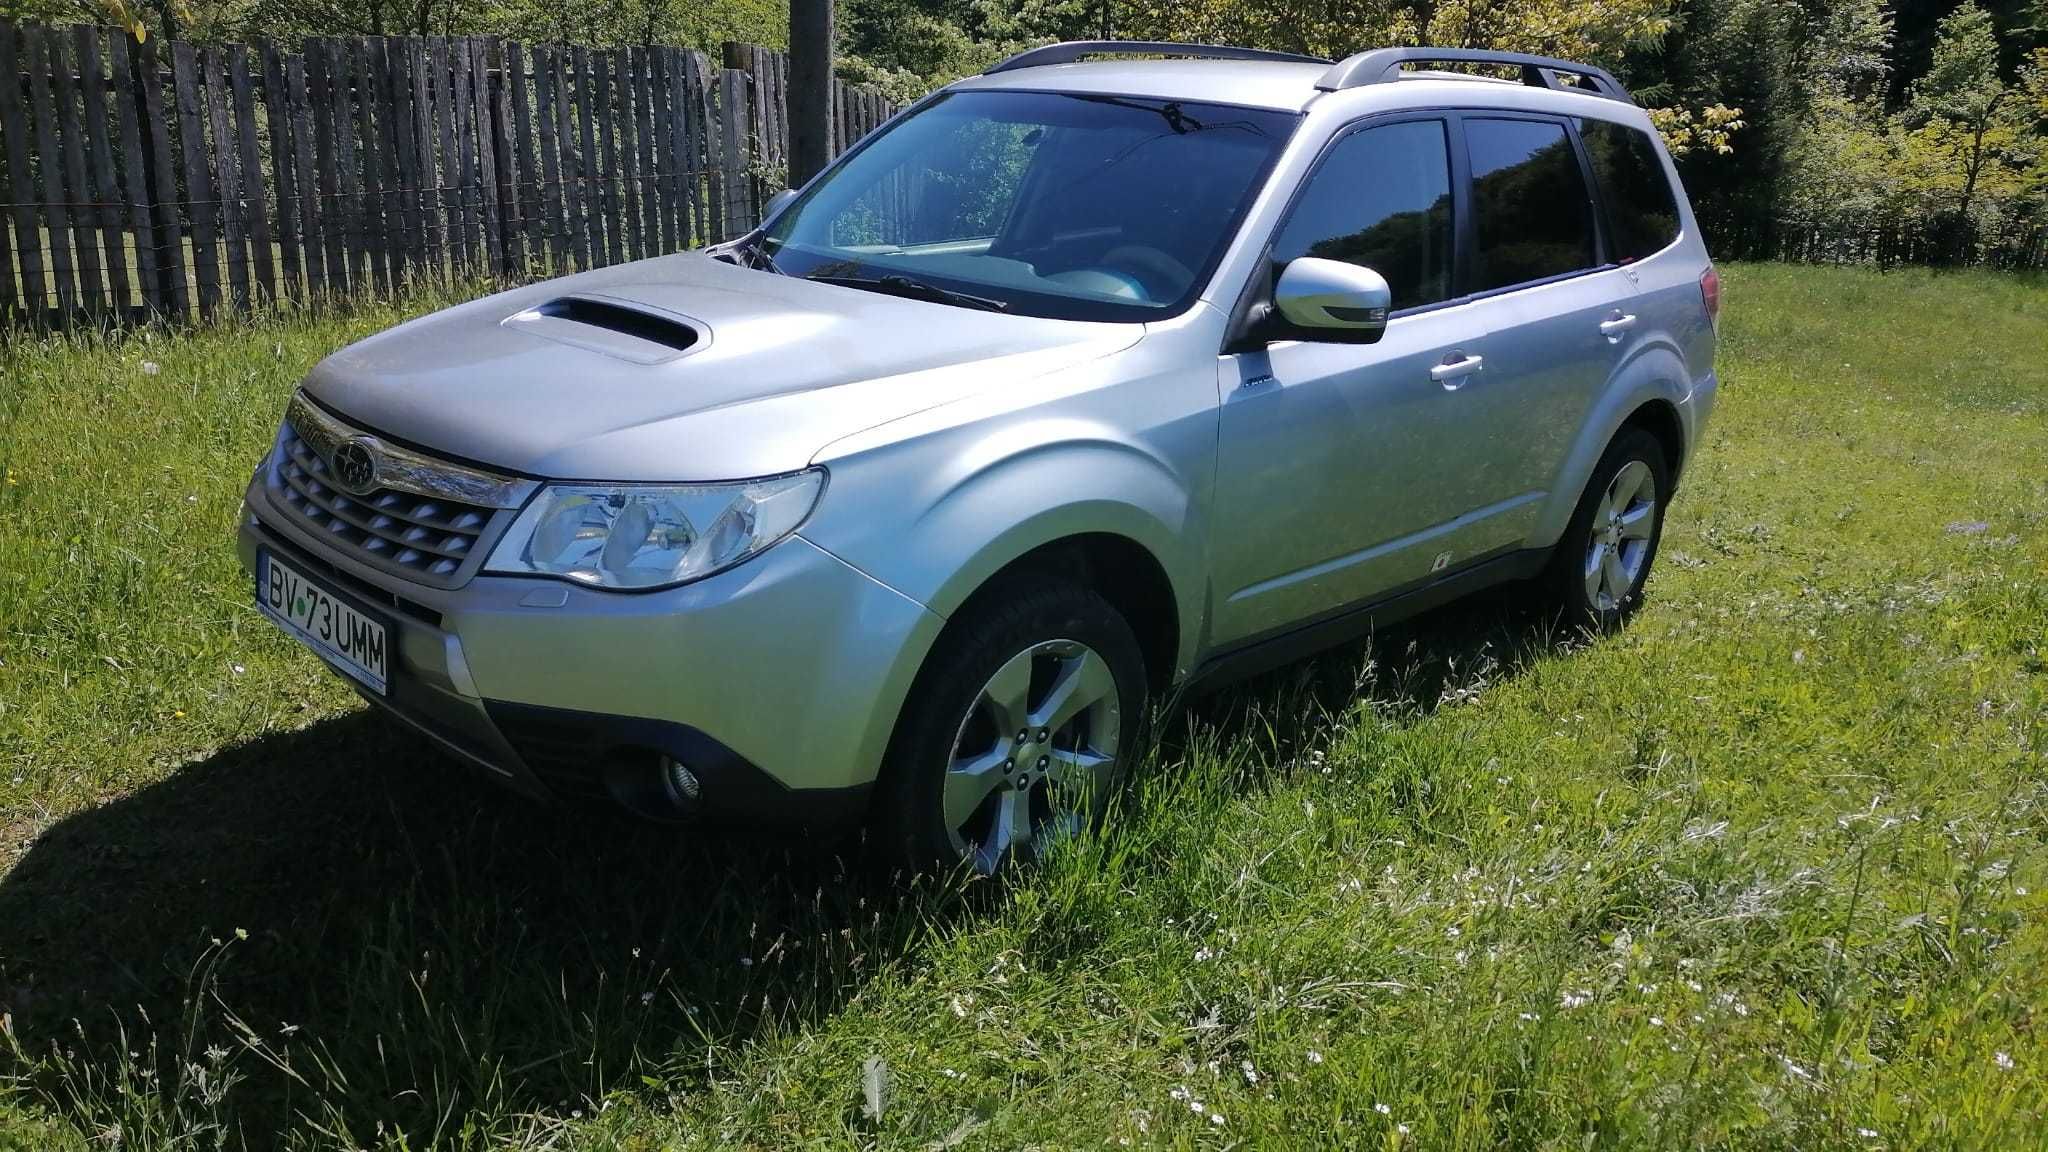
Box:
(1431, 354), (1484, 387)
(1599, 313), (1638, 339)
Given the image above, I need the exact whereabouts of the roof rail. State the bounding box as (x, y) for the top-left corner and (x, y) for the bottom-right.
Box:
(984, 41), (1331, 75)
(1316, 47), (1632, 102)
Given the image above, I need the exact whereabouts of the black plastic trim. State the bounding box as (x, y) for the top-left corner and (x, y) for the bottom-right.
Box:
(483, 699), (872, 830)
(986, 40), (1329, 74)
(1186, 547), (1550, 691)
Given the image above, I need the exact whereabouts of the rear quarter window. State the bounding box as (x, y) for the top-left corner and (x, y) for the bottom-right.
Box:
(1578, 118), (1682, 263)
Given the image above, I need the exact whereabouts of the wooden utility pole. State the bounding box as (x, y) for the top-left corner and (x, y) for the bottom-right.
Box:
(788, 0), (833, 186)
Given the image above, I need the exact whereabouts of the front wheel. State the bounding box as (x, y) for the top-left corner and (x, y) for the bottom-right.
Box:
(875, 577), (1148, 873)
(1545, 427), (1670, 631)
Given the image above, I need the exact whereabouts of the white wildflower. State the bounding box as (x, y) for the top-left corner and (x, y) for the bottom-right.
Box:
(1995, 1051), (2015, 1070)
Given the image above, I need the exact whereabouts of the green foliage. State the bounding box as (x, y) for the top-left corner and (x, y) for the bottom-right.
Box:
(1775, 1), (2045, 263)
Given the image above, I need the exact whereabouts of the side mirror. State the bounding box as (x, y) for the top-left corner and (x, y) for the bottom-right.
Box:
(1270, 257), (1392, 344)
(762, 187), (800, 221)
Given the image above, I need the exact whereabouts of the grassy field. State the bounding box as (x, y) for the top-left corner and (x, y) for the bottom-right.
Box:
(1, 263), (2045, 1149)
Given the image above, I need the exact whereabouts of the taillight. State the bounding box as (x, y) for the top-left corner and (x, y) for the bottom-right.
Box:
(1699, 266), (1721, 329)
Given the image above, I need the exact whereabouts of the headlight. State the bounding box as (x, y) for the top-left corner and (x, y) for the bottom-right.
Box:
(485, 469), (824, 590)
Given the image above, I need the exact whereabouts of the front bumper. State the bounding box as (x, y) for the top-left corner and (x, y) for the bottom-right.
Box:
(238, 474), (943, 826)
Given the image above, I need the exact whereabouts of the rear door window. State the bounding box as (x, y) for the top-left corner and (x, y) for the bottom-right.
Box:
(1464, 118), (1598, 291)
(1578, 118), (1682, 262)
(1269, 119), (1454, 312)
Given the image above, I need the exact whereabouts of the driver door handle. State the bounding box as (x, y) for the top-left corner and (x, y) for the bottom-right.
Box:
(1431, 353), (1485, 387)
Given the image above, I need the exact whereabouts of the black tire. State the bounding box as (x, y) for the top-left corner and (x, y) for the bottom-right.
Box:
(1544, 427), (1670, 632)
(874, 572), (1149, 873)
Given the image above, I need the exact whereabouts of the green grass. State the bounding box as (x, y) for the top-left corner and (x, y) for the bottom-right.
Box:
(2, 263), (2046, 1149)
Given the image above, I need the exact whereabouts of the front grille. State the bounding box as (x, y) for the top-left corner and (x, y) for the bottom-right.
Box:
(274, 422), (492, 582)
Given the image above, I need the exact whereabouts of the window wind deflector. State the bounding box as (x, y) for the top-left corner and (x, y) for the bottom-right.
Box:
(503, 296), (706, 364)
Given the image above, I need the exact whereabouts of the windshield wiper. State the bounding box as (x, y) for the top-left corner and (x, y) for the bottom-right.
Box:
(806, 272), (1010, 313)
(733, 232), (784, 274)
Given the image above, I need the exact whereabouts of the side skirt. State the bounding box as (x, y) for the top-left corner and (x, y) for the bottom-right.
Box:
(1182, 547), (1552, 694)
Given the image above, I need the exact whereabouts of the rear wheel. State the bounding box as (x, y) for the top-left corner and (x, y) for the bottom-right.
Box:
(1545, 427), (1669, 631)
(875, 576), (1148, 873)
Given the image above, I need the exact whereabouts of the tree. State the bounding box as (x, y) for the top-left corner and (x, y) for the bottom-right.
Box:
(1908, 1), (2017, 219)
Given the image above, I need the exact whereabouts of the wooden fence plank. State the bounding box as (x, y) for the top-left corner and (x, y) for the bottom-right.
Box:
(0, 24), (39, 319)
(0, 29), (12, 318)
(532, 44), (563, 272)
(408, 38), (433, 282)
(450, 39), (476, 273)
(385, 38), (417, 284)
(36, 30), (89, 318)
(431, 38), (458, 278)
(334, 38), (365, 290)
(571, 45), (597, 268)
(202, 48), (247, 309)
(718, 66), (749, 236)
(286, 50), (323, 297)
(593, 49), (619, 266)
(615, 48), (640, 262)
(261, 41), (302, 301)
(508, 40), (538, 272)
(171, 42), (218, 317)
(305, 40), (341, 295)
(349, 39), (384, 294)
(487, 37), (517, 274)
(662, 47), (685, 248)
(50, 30), (105, 315)
(473, 38), (504, 275)
(633, 46), (658, 256)
(108, 33), (158, 316)
(649, 47), (674, 252)
(134, 36), (186, 317)
(75, 29), (127, 311)
(230, 44), (273, 303)
(78, 28), (132, 315)
(692, 51), (722, 243)
(23, 26), (71, 320)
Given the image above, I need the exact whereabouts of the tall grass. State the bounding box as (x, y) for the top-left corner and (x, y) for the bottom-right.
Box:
(2, 264), (2045, 1148)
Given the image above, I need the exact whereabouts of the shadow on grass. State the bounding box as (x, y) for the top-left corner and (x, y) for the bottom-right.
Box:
(1177, 582), (1580, 772)
(0, 709), (954, 1137)
(0, 582), (1579, 1139)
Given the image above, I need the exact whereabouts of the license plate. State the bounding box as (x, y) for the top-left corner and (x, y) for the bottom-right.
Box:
(256, 550), (389, 694)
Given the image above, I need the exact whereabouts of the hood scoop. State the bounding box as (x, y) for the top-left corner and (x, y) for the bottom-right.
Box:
(502, 295), (705, 365)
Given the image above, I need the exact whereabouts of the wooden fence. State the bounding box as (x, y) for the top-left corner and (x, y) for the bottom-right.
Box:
(0, 24), (896, 329)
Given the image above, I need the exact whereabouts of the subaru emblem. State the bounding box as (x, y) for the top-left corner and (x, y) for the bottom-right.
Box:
(329, 438), (381, 495)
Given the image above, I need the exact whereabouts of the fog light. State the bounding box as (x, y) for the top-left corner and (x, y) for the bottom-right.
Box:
(662, 755), (701, 804)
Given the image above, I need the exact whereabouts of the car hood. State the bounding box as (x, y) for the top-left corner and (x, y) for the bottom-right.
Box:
(302, 253), (1140, 481)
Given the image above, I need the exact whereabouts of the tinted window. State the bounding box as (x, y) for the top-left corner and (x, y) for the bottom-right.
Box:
(1579, 118), (1681, 262)
(1270, 119), (1453, 311)
(1466, 118), (1596, 291)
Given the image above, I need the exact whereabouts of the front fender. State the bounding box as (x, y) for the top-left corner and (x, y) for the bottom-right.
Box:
(1532, 341), (1691, 548)
(801, 420), (1208, 678)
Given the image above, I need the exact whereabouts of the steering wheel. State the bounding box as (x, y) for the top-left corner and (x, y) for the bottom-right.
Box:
(1099, 245), (1195, 301)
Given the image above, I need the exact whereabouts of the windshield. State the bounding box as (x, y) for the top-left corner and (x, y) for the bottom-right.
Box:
(758, 90), (1300, 322)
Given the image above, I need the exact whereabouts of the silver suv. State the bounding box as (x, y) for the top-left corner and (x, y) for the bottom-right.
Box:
(239, 43), (1719, 870)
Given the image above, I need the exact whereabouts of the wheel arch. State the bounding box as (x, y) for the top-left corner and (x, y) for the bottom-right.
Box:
(1532, 350), (1692, 548)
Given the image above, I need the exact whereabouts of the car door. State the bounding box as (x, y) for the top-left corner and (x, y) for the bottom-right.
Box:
(1451, 115), (1641, 526)
(1211, 116), (1492, 648)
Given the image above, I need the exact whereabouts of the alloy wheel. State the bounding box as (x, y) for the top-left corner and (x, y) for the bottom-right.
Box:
(1583, 458), (1657, 612)
(942, 638), (1122, 873)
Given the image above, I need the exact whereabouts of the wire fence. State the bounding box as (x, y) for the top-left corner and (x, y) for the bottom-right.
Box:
(0, 24), (896, 329)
